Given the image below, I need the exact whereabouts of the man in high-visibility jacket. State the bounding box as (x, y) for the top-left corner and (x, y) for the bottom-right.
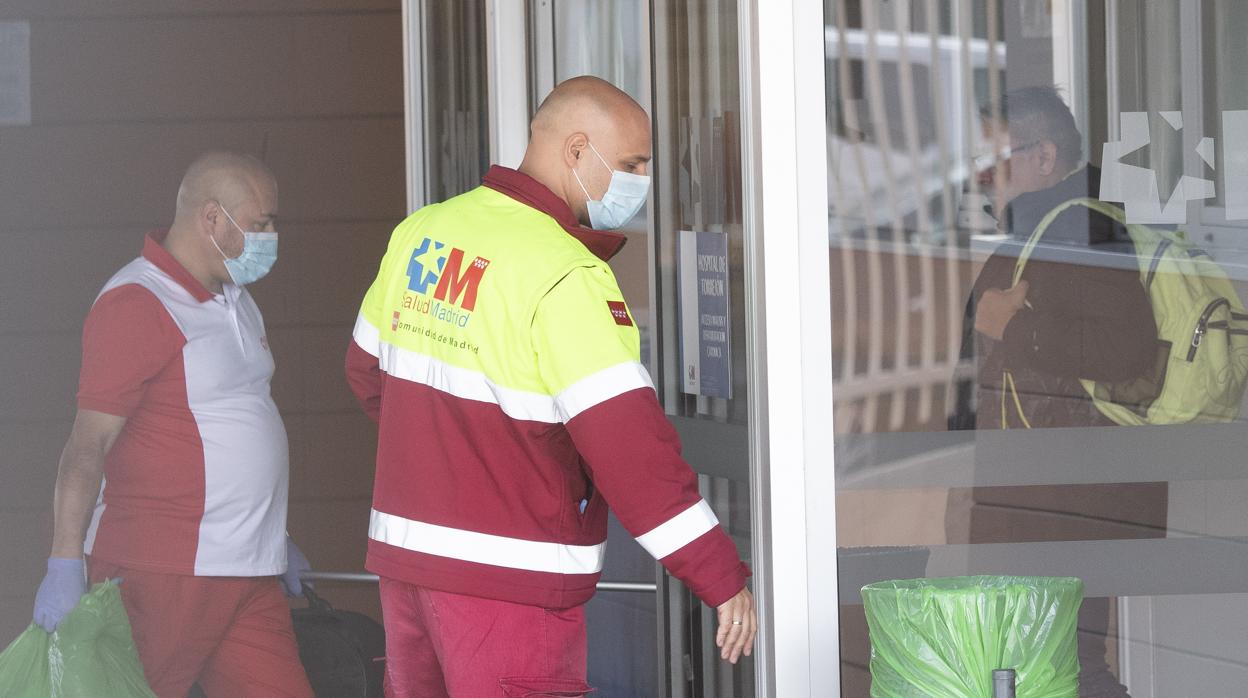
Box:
(346, 76), (755, 695)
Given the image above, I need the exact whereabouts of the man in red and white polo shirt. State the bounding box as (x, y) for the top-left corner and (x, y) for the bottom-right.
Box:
(32, 152), (313, 697)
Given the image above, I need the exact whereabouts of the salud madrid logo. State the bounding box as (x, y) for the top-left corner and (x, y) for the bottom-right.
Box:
(1100, 110), (1248, 224)
(393, 237), (491, 331)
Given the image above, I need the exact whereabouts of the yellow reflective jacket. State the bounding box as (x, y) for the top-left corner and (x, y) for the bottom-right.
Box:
(347, 166), (749, 609)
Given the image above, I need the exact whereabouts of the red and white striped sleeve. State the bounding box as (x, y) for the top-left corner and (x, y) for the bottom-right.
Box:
(566, 390), (751, 607)
(534, 267), (750, 608)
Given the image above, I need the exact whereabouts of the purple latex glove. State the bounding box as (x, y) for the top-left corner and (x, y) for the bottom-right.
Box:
(33, 558), (86, 632)
(280, 537), (311, 597)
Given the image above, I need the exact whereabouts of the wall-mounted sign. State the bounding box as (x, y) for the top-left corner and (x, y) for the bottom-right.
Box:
(0, 22), (30, 126)
(1018, 0), (1053, 39)
(679, 229), (731, 399)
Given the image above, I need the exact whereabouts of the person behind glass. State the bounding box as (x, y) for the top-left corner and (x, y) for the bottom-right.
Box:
(346, 76), (755, 697)
(954, 86), (1167, 697)
(32, 153), (314, 697)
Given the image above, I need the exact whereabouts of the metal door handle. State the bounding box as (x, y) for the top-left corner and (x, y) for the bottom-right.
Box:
(300, 571), (657, 594)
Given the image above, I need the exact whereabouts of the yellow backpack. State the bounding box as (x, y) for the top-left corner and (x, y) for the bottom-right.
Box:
(1008, 197), (1248, 426)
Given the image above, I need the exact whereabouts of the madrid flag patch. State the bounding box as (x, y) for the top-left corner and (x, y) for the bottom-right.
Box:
(607, 301), (633, 326)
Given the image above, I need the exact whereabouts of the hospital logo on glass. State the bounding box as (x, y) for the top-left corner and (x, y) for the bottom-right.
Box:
(395, 237), (491, 330)
(1101, 110), (1248, 224)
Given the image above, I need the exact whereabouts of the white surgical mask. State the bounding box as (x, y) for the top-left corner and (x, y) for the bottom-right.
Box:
(212, 205), (278, 286)
(571, 141), (650, 230)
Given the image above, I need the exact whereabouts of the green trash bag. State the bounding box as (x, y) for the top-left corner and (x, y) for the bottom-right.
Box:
(862, 576), (1083, 698)
(0, 580), (155, 697)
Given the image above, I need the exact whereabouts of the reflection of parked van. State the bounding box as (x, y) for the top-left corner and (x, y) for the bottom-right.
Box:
(827, 26), (1006, 237)
(826, 24), (1005, 435)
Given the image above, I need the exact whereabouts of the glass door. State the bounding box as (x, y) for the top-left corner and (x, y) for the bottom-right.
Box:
(824, 0), (1248, 695)
(536, 1), (760, 693)
(526, 3), (660, 695)
(403, 0), (489, 210)
(651, 0), (754, 695)
(417, 1), (776, 693)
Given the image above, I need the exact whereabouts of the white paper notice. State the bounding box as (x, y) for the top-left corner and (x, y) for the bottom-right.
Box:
(1223, 110), (1248, 221)
(0, 22), (31, 126)
(678, 229), (732, 399)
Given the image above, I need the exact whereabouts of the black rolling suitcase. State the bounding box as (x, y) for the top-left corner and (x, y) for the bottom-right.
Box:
(292, 587), (386, 698)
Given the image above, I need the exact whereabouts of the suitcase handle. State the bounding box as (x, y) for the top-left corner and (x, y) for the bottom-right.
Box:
(302, 586), (333, 612)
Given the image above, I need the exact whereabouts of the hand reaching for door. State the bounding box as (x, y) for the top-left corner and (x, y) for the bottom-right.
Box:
(716, 587), (757, 664)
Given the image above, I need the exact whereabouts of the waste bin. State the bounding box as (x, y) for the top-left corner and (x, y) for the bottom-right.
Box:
(861, 576), (1082, 698)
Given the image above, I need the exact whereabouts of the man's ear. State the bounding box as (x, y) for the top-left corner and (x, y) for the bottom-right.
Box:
(1037, 141), (1059, 176)
(200, 200), (224, 237)
(563, 132), (589, 168)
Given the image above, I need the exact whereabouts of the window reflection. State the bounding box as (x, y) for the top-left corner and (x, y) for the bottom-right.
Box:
(827, 0), (1248, 695)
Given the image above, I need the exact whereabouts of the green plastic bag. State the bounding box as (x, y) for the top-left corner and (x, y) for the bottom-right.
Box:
(862, 576), (1082, 698)
(0, 580), (155, 697)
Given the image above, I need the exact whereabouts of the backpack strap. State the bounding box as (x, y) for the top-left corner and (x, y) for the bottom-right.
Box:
(1012, 197), (1127, 287)
(1002, 370), (1034, 429)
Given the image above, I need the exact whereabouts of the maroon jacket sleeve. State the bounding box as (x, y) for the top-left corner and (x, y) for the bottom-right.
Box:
(345, 340), (383, 423)
(565, 388), (751, 608)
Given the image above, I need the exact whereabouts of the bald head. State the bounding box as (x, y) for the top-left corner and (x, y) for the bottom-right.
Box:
(531, 76), (648, 139)
(175, 152), (276, 222)
(164, 151), (279, 292)
(520, 76), (651, 228)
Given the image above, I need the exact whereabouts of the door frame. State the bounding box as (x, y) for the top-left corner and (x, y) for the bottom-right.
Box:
(738, 0), (838, 694)
(401, 0), (427, 211)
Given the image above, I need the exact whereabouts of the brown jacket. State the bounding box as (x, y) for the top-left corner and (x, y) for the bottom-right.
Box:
(953, 166), (1167, 544)
(974, 166), (1158, 430)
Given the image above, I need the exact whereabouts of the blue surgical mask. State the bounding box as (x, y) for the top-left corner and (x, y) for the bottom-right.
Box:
(571, 141), (651, 230)
(212, 205), (278, 286)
